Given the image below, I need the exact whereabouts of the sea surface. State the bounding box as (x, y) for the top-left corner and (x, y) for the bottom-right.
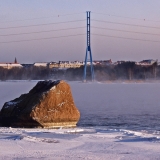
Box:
(70, 81), (160, 132)
(0, 81), (160, 132)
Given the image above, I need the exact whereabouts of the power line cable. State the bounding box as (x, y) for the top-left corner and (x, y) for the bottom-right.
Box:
(1, 33), (159, 44)
(92, 26), (160, 36)
(92, 12), (160, 23)
(92, 19), (160, 29)
(92, 33), (160, 43)
(0, 12), (85, 23)
(0, 33), (85, 44)
(0, 19), (85, 30)
(0, 26), (85, 37)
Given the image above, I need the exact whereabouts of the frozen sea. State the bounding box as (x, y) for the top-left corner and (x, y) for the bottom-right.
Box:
(0, 80), (160, 159)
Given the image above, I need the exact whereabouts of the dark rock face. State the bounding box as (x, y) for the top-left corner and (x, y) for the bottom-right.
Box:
(0, 80), (80, 128)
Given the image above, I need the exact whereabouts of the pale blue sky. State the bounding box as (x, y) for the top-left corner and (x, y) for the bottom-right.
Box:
(0, 0), (160, 63)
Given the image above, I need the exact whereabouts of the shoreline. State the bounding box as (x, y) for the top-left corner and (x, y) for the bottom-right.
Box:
(100, 79), (160, 83)
(1, 79), (160, 83)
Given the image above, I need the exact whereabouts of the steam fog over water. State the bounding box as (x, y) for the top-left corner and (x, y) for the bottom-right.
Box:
(70, 82), (160, 131)
(0, 81), (160, 131)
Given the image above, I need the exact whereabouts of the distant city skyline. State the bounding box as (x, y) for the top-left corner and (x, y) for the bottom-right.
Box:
(0, 0), (160, 63)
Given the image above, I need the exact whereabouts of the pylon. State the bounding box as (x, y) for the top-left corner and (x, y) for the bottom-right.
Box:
(83, 11), (94, 82)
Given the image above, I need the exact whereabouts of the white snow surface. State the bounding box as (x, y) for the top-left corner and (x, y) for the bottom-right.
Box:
(0, 81), (160, 159)
(0, 127), (159, 160)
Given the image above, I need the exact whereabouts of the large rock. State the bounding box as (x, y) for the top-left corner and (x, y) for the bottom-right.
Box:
(0, 80), (80, 128)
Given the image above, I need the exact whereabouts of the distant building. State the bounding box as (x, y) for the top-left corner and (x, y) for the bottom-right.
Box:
(14, 57), (17, 64)
(94, 59), (112, 66)
(48, 61), (83, 69)
(113, 60), (126, 65)
(21, 64), (34, 68)
(0, 58), (23, 69)
(48, 62), (59, 68)
(33, 62), (48, 67)
(0, 63), (23, 69)
(136, 59), (158, 66)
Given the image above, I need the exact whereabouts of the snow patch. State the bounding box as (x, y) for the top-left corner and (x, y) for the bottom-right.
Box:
(50, 86), (56, 91)
(4, 101), (19, 108)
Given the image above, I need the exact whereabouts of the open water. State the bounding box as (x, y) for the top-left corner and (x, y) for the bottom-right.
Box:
(70, 82), (160, 131)
(0, 81), (160, 132)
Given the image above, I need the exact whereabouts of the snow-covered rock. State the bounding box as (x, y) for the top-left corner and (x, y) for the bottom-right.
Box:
(0, 80), (80, 128)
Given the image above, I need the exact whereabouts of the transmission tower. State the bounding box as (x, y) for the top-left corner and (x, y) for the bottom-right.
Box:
(83, 11), (94, 82)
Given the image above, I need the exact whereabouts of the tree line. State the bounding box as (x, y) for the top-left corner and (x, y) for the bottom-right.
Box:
(65, 62), (159, 81)
(0, 62), (159, 81)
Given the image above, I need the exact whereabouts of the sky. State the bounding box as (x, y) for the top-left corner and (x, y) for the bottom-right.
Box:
(0, 0), (160, 63)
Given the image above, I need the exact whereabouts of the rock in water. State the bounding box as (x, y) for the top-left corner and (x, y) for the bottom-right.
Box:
(0, 80), (80, 128)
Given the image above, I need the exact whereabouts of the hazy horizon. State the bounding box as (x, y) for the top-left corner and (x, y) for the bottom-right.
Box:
(0, 0), (160, 63)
